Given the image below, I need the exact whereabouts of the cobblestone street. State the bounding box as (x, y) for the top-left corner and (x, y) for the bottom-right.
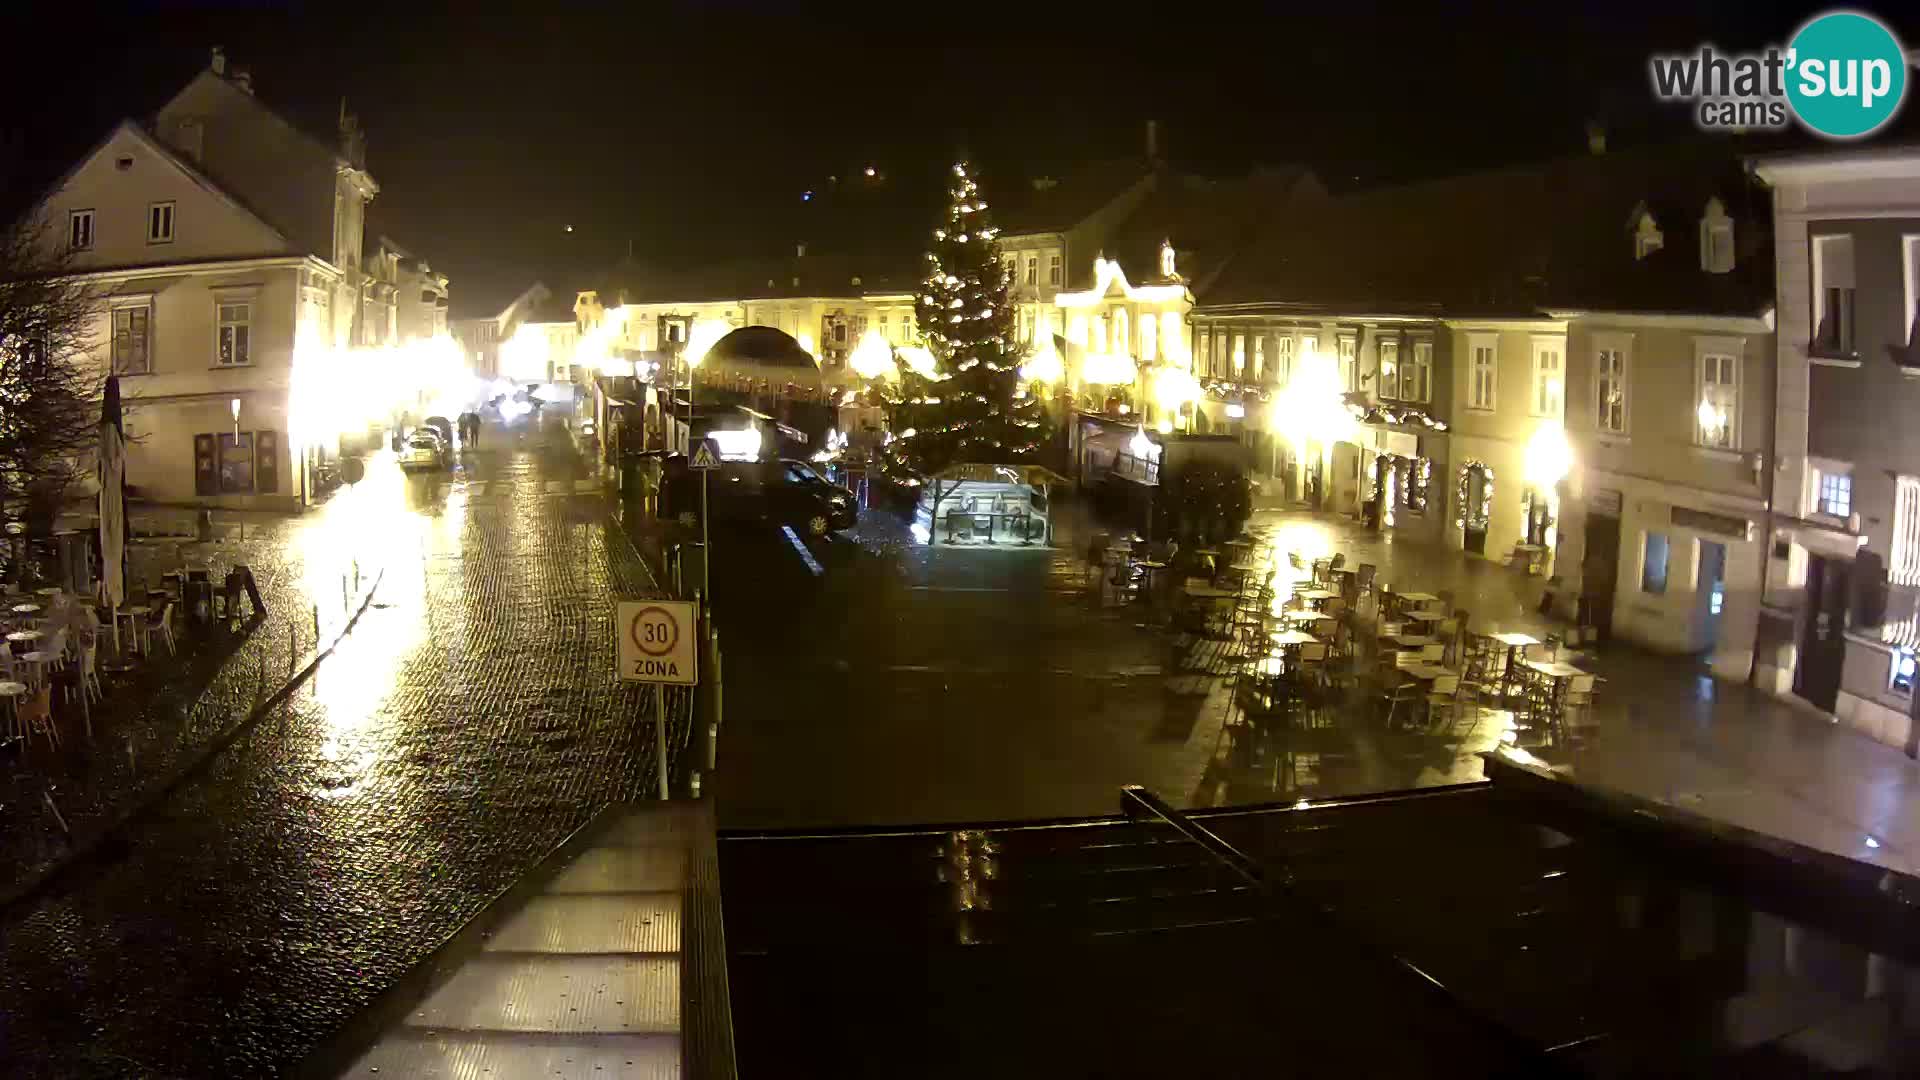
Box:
(0, 414), (672, 1077)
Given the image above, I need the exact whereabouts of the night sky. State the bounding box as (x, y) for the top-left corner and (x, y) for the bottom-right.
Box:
(1, 2), (1908, 314)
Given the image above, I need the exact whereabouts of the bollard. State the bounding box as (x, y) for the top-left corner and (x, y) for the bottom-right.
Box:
(42, 791), (69, 839)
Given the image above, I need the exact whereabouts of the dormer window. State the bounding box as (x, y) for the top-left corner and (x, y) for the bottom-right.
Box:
(1159, 239), (1177, 279)
(1632, 207), (1663, 260)
(1700, 197), (1734, 274)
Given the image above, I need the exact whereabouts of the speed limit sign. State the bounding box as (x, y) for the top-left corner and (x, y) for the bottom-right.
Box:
(616, 600), (698, 684)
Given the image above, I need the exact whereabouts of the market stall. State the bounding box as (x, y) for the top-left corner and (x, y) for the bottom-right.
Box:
(911, 463), (1069, 547)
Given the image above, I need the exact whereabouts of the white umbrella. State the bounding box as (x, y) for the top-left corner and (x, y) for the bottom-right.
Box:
(98, 376), (126, 653)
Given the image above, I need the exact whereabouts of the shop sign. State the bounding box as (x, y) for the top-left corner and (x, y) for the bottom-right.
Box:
(1591, 488), (1623, 517)
(1671, 505), (1751, 540)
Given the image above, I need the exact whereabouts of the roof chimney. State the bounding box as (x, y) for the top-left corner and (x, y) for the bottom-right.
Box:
(1586, 120), (1606, 156)
(233, 69), (253, 95)
(210, 46), (226, 76)
(796, 242), (806, 258)
(1146, 119), (1160, 161)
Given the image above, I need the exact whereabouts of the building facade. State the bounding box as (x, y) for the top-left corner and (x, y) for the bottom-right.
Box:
(1754, 148), (1920, 753)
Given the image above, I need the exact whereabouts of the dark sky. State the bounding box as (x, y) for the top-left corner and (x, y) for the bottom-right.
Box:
(1, 2), (1907, 314)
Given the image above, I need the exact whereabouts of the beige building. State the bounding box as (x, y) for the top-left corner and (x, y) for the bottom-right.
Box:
(29, 49), (389, 508)
(1199, 144), (1775, 678)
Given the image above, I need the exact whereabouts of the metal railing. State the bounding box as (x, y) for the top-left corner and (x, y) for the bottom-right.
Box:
(1117, 784), (1562, 1074)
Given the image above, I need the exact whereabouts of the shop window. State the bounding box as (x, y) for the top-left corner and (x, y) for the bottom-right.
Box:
(1641, 531), (1670, 594)
(194, 431), (279, 496)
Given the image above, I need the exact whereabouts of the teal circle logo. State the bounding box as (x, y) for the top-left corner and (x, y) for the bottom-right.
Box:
(1786, 11), (1908, 139)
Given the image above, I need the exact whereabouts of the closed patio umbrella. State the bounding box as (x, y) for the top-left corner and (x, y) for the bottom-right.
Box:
(98, 376), (126, 653)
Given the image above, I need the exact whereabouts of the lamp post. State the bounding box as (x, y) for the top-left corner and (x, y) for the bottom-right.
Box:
(230, 397), (241, 439)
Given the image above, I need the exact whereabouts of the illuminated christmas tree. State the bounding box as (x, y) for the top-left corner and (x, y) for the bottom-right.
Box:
(881, 162), (1047, 493)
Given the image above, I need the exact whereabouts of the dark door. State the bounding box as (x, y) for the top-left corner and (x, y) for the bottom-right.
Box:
(1581, 512), (1621, 640)
(1463, 465), (1490, 555)
(1796, 554), (1850, 712)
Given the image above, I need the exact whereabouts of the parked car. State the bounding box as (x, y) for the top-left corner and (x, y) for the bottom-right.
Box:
(423, 415), (455, 449)
(664, 456), (857, 536)
(400, 430), (446, 471)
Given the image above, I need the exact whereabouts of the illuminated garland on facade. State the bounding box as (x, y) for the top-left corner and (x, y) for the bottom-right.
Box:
(1455, 460), (1494, 530)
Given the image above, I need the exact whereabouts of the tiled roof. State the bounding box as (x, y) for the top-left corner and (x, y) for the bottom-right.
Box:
(993, 159), (1150, 236)
(1201, 143), (1774, 318)
(1107, 167), (1319, 298)
(612, 252), (920, 305)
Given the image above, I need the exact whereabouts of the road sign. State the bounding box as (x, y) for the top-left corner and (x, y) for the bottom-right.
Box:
(617, 599), (698, 684)
(689, 440), (719, 470)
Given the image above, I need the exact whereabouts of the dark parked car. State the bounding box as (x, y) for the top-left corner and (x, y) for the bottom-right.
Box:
(665, 456), (857, 537)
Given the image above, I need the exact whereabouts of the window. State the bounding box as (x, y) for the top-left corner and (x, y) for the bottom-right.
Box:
(1699, 198), (1733, 273)
(1641, 532), (1671, 594)
(1048, 254), (1062, 286)
(1904, 235), (1920, 350)
(879, 314), (890, 340)
(1140, 314), (1157, 362)
(1818, 470), (1852, 518)
(1893, 476), (1920, 586)
(1299, 334), (1318, 359)
(1530, 339), (1563, 417)
(1696, 351), (1738, 448)
(1633, 209), (1663, 259)
(1025, 256), (1038, 287)
(1377, 338), (1399, 399)
(1812, 233), (1856, 357)
(1596, 346), (1627, 433)
(1405, 340), (1432, 403)
(111, 305), (151, 375)
(68, 209), (94, 251)
(147, 201), (175, 244)
(1468, 335), (1496, 410)
(1231, 333), (1245, 376)
(218, 433), (254, 493)
(1252, 337), (1265, 382)
(1197, 329), (1211, 375)
(1001, 256), (1015, 284)
(1337, 334), (1357, 392)
(1275, 335), (1295, 389)
(217, 301), (251, 366)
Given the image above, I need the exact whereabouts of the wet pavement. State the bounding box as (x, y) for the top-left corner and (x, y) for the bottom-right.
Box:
(712, 498), (1920, 880)
(0, 414), (676, 1077)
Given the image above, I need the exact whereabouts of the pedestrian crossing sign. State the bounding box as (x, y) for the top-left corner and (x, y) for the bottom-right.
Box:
(690, 440), (719, 470)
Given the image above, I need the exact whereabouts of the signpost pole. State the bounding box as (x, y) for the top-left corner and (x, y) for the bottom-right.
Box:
(701, 469), (711, 601)
(654, 682), (670, 800)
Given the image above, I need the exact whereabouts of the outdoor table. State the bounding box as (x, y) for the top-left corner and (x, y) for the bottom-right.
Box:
(1392, 633), (1439, 649)
(1514, 543), (1549, 574)
(1132, 561), (1170, 606)
(34, 587), (60, 598)
(1402, 610), (1445, 626)
(1227, 561), (1263, 573)
(0, 679), (24, 739)
(1270, 629), (1319, 647)
(1184, 583), (1235, 599)
(1285, 610), (1335, 628)
(6, 629), (42, 646)
(117, 606), (152, 655)
(19, 650), (51, 686)
(10, 604), (39, 616)
(1490, 632), (1542, 697)
(1521, 659), (1584, 724)
(1399, 663), (1450, 682)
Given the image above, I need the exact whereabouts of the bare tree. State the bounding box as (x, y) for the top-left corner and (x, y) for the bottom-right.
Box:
(0, 217), (102, 572)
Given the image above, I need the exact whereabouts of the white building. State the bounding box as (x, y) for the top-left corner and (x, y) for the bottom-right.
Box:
(27, 49), (389, 508)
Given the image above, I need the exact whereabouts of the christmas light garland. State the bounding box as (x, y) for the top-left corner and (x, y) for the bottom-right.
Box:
(1454, 460), (1494, 530)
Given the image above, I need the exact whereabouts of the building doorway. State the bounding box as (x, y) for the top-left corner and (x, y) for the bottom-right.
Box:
(1525, 488), (1553, 547)
(1795, 554), (1850, 712)
(1581, 511), (1621, 640)
(1697, 540), (1727, 653)
(1462, 463), (1491, 555)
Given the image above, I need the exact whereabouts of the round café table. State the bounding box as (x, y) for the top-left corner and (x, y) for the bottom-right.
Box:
(10, 603), (40, 616)
(0, 679), (25, 739)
